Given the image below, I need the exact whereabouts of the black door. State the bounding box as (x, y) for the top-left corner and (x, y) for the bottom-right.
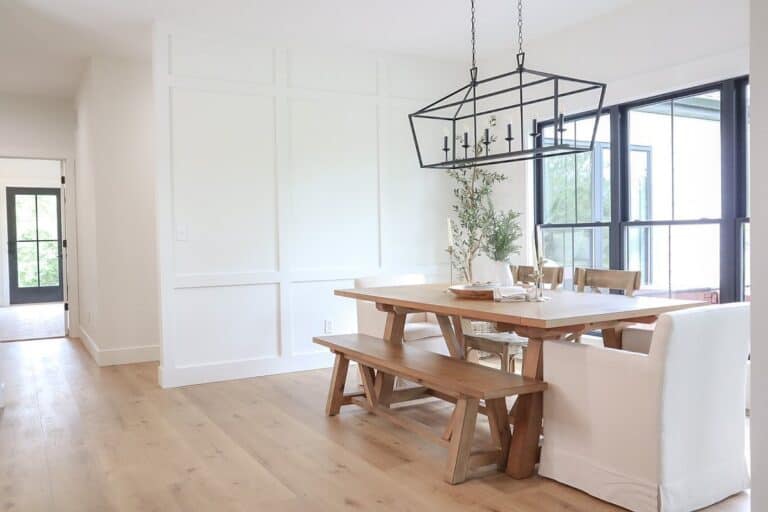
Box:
(6, 187), (63, 304)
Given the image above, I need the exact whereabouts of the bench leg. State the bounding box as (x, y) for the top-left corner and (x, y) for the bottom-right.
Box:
(445, 398), (479, 484)
(358, 364), (378, 408)
(325, 353), (350, 416)
(486, 398), (512, 471)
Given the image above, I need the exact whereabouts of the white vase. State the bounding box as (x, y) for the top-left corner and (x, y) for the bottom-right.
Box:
(494, 260), (514, 287)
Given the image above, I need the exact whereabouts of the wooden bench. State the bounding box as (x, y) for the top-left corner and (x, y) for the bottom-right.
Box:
(313, 333), (547, 484)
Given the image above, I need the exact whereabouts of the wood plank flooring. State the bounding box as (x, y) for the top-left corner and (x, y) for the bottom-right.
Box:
(0, 338), (751, 511)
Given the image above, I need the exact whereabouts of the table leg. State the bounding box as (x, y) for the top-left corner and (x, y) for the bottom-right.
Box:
(375, 310), (406, 406)
(602, 326), (623, 349)
(506, 337), (543, 479)
(436, 314), (463, 359)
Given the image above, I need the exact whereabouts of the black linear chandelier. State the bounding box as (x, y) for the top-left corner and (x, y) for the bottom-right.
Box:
(409, 0), (607, 170)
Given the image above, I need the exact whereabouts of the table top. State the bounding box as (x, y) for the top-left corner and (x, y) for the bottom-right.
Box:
(336, 283), (704, 328)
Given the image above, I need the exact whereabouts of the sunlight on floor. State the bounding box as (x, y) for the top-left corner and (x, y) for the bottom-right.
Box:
(0, 303), (65, 342)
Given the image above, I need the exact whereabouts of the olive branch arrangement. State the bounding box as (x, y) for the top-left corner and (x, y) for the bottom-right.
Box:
(447, 117), (522, 283)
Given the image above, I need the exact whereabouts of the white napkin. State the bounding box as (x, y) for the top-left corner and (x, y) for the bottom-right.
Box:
(496, 286), (527, 297)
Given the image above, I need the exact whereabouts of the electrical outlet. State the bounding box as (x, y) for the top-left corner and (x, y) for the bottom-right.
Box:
(324, 320), (334, 334)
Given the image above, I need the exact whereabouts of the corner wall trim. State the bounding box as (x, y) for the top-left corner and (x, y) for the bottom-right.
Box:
(78, 328), (160, 367)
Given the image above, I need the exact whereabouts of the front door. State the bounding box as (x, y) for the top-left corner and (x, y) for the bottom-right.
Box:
(6, 187), (63, 304)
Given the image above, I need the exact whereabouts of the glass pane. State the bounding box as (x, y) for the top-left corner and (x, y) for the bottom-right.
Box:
(574, 226), (610, 270)
(625, 223), (720, 300)
(629, 101), (673, 220)
(672, 91), (721, 219)
(14, 194), (37, 241)
(38, 241), (60, 287)
(542, 152), (575, 224)
(575, 152), (593, 223)
(36, 195), (58, 240)
(543, 226), (609, 289)
(743, 222), (751, 301)
(16, 241), (38, 288)
(625, 225), (670, 297)
(542, 113), (610, 224)
(746, 84), (751, 216)
(670, 224), (720, 302)
(542, 227), (573, 286)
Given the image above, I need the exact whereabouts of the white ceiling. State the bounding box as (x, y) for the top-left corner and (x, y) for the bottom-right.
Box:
(0, 0), (637, 98)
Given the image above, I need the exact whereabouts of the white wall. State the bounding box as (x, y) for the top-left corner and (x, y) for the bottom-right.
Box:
(0, 158), (62, 306)
(0, 93), (79, 335)
(750, 1), (766, 509)
(480, 0), (749, 263)
(76, 57), (160, 365)
(154, 28), (463, 387)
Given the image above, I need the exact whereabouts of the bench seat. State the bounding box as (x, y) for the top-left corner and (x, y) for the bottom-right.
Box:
(313, 333), (547, 484)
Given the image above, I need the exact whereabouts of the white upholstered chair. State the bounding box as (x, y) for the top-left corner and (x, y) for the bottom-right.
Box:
(352, 274), (447, 389)
(539, 303), (750, 512)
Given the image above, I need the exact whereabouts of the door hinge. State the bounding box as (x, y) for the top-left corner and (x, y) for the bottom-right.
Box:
(62, 239), (67, 248)
(64, 302), (69, 311)
(61, 176), (66, 185)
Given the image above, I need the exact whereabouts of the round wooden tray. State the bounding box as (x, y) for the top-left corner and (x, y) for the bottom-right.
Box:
(448, 284), (495, 300)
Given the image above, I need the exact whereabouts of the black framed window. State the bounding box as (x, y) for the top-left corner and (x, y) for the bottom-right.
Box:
(535, 76), (750, 303)
(537, 113), (611, 288)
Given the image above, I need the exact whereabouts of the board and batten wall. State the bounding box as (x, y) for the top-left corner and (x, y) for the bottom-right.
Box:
(154, 29), (464, 387)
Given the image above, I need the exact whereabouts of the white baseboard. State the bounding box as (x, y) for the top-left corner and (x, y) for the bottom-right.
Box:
(79, 327), (160, 367)
(159, 351), (335, 388)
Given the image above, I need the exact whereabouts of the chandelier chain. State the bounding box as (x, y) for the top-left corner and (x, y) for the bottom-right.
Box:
(470, 0), (477, 68)
(517, 0), (524, 54)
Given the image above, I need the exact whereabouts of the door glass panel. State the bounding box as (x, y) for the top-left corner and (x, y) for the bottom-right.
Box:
(38, 241), (59, 286)
(37, 195), (58, 240)
(16, 241), (38, 287)
(15, 195), (37, 241)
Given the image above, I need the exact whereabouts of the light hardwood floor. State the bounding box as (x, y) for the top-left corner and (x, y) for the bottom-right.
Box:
(0, 338), (750, 511)
(0, 303), (65, 342)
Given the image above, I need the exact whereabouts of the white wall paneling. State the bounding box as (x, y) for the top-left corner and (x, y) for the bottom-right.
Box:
(156, 29), (463, 387)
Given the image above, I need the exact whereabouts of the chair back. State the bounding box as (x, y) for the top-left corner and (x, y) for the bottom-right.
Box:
(511, 265), (565, 289)
(648, 303), (750, 504)
(574, 268), (640, 296)
(354, 274), (427, 336)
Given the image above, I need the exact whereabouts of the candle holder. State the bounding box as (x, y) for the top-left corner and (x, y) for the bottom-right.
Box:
(528, 258), (550, 302)
(505, 135), (514, 153)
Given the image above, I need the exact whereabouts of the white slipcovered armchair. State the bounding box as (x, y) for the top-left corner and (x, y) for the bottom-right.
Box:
(350, 274), (447, 389)
(539, 303), (750, 512)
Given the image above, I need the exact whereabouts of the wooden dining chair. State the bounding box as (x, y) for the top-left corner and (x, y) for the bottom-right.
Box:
(511, 265), (565, 290)
(573, 267), (641, 296)
(463, 264), (566, 373)
(571, 268), (642, 343)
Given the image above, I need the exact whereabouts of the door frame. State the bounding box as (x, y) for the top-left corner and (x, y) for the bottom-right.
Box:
(0, 156), (78, 338)
(6, 186), (64, 304)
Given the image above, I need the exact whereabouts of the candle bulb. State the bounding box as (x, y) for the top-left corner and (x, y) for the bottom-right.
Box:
(484, 128), (490, 144)
(559, 113), (565, 129)
(506, 123), (512, 140)
(463, 131), (469, 147)
(531, 119), (538, 136)
(443, 135), (449, 151)
(534, 225), (543, 265)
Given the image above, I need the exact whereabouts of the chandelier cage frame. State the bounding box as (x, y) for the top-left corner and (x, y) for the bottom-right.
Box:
(409, 0), (607, 170)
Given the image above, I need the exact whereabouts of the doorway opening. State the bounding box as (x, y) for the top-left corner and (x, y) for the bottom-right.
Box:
(0, 158), (67, 342)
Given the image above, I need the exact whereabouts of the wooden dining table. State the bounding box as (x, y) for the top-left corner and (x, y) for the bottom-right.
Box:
(335, 283), (703, 479)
